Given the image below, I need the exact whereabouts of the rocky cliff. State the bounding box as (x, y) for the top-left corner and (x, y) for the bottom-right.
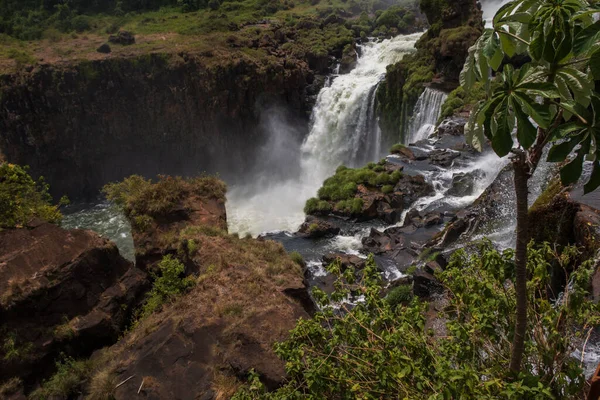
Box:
(377, 0), (483, 145)
(0, 220), (147, 391)
(83, 175), (312, 399)
(0, 52), (313, 200)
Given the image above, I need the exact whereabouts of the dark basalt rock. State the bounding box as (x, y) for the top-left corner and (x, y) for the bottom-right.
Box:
(448, 171), (477, 196)
(322, 253), (367, 270)
(96, 43), (112, 53)
(298, 216), (341, 238)
(437, 117), (467, 136)
(413, 270), (444, 299)
(108, 30), (135, 45)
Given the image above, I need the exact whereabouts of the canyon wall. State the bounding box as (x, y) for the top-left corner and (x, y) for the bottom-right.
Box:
(0, 53), (314, 199)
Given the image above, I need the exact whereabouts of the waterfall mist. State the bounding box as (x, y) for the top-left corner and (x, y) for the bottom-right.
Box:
(227, 33), (421, 236)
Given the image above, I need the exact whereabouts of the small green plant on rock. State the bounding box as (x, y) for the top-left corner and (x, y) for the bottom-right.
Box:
(135, 255), (195, 322)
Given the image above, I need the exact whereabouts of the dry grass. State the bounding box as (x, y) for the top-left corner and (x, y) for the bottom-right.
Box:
(0, 377), (21, 397)
(212, 372), (241, 400)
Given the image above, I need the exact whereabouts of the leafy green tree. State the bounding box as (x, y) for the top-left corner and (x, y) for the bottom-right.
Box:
(234, 243), (600, 399)
(0, 163), (65, 229)
(460, 0), (600, 373)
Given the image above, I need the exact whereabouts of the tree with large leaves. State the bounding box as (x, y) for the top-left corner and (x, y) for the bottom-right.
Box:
(461, 0), (600, 373)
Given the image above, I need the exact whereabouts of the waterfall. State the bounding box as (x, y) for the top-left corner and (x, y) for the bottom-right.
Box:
(302, 33), (422, 171)
(226, 33), (421, 236)
(405, 88), (447, 144)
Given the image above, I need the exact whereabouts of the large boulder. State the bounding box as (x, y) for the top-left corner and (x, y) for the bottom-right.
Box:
(297, 216), (341, 238)
(0, 222), (147, 384)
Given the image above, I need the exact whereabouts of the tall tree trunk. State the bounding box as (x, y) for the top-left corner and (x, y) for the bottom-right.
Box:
(509, 155), (530, 373)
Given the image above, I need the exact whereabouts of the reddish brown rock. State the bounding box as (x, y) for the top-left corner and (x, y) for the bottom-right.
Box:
(0, 222), (147, 383)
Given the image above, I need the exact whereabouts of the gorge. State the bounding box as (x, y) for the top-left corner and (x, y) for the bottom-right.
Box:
(2, 0), (600, 398)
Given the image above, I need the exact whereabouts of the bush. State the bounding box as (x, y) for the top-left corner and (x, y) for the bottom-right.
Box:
(234, 242), (600, 399)
(381, 184), (393, 194)
(103, 174), (226, 219)
(385, 284), (412, 306)
(0, 163), (64, 229)
(289, 251), (305, 267)
(70, 15), (91, 32)
(29, 356), (93, 400)
(136, 255), (195, 321)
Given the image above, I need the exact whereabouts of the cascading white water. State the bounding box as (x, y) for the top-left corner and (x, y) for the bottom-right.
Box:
(301, 33), (423, 172)
(405, 88), (448, 144)
(227, 33), (421, 236)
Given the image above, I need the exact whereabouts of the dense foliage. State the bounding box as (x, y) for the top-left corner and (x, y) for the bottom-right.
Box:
(0, 0), (421, 40)
(304, 161), (402, 214)
(103, 174), (226, 217)
(234, 242), (600, 399)
(461, 0), (600, 371)
(0, 163), (65, 229)
(463, 0), (600, 188)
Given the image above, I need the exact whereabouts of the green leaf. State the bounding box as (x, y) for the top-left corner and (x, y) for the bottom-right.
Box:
(590, 49), (600, 80)
(491, 100), (514, 157)
(489, 46), (505, 71)
(556, 67), (593, 107)
(465, 102), (486, 152)
(499, 31), (517, 57)
(529, 34), (544, 60)
(516, 82), (560, 98)
(573, 20), (600, 55)
(584, 160), (600, 194)
(560, 152), (585, 185)
(547, 138), (581, 162)
(513, 98), (537, 149)
(513, 93), (552, 129)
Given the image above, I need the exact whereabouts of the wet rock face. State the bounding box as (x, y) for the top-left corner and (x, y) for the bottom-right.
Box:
(298, 216), (341, 238)
(0, 54), (313, 200)
(0, 222), (147, 384)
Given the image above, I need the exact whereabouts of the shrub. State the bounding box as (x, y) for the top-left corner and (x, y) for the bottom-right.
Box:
(70, 15), (91, 32)
(381, 184), (393, 194)
(289, 251), (305, 267)
(234, 242), (600, 399)
(390, 143), (406, 153)
(136, 255), (195, 321)
(29, 356), (93, 400)
(103, 174), (226, 219)
(0, 163), (64, 229)
(385, 284), (412, 306)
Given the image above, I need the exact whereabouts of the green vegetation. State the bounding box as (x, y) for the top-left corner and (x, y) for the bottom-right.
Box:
(462, 0), (600, 372)
(304, 163), (402, 215)
(235, 242), (600, 399)
(289, 251), (305, 267)
(2, 333), (33, 362)
(103, 174), (226, 226)
(385, 283), (412, 306)
(135, 255), (195, 321)
(0, 378), (21, 398)
(0, 163), (66, 229)
(29, 356), (93, 400)
(438, 82), (485, 121)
